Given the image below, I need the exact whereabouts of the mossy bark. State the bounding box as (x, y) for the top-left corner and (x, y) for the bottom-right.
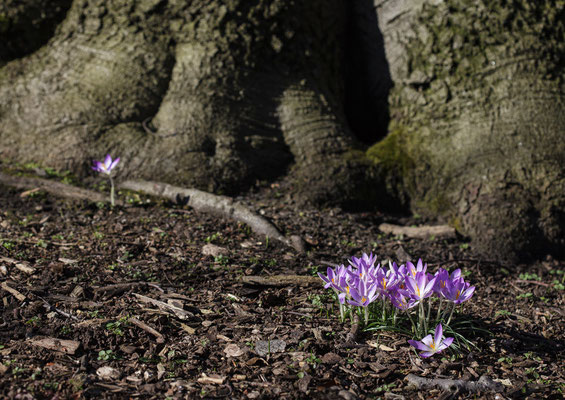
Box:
(0, 0), (366, 203)
(369, 0), (565, 260)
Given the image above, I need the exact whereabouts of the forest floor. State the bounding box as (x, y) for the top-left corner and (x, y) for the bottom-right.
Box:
(0, 167), (564, 399)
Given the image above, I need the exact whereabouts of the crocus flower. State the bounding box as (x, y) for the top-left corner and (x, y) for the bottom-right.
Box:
(442, 278), (475, 304)
(348, 279), (379, 307)
(405, 271), (437, 301)
(92, 154), (120, 206)
(389, 290), (419, 311)
(349, 252), (378, 270)
(408, 323), (454, 358)
(406, 258), (427, 278)
(92, 154), (120, 175)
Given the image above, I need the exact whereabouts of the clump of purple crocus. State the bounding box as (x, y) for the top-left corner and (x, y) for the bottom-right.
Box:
(408, 323), (453, 358)
(92, 154), (120, 207)
(319, 253), (475, 355)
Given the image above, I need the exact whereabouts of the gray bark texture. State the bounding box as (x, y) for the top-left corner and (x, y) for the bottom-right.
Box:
(370, 0), (564, 260)
(0, 0), (563, 262)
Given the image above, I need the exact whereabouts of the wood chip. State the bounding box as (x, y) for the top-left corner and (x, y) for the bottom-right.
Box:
(1, 282), (26, 301)
(0, 257), (36, 274)
(28, 337), (81, 354)
(197, 373), (225, 385)
(379, 223), (456, 239)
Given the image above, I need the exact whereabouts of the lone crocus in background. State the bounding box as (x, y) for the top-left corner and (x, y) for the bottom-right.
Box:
(92, 154), (120, 207)
(408, 323), (454, 358)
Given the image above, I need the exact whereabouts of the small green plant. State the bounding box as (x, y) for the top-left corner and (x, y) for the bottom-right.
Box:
(205, 232), (222, 243)
(516, 292), (533, 300)
(305, 353), (322, 368)
(60, 325), (72, 335)
(497, 356), (513, 365)
(106, 316), (128, 336)
(26, 316), (40, 326)
(519, 273), (541, 281)
(214, 255), (229, 266)
(1, 240), (15, 251)
(459, 243), (470, 250)
(98, 349), (118, 361)
(93, 230), (104, 240)
(495, 310), (511, 317)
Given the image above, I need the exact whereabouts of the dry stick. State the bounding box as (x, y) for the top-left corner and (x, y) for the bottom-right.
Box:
(119, 180), (306, 253)
(0, 172), (112, 203)
(129, 317), (165, 343)
(404, 374), (504, 394)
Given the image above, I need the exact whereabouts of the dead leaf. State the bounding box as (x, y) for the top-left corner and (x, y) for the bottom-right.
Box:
(96, 366), (121, 380)
(224, 343), (244, 358)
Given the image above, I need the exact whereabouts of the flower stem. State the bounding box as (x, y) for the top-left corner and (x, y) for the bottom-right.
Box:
(109, 176), (115, 207)
(446, 302), (456, 326)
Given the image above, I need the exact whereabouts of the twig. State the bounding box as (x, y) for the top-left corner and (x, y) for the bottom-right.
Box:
(404, 374), (504, 394)
(119, 180), (305, 253)
(1, 281), (26, 301)
(133, 293), (194, 320)
(36, 295), (80, 321)
(129, 317), (165, 343)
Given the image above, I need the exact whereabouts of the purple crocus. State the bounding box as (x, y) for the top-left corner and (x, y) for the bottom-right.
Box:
(92, 154), (120, 206)
(405, 271), (437, 301)
(442, 278), (475, 304)
(389, 290), (419, 311)
(408, 323), (454, 358)
(348, 279), (379, 308)
(92, 154), (120, 175)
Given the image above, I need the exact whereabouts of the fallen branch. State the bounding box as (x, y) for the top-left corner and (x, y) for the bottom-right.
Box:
(119, 180), (305, 253)
(0, 172), (112, 203)
(379, 223), (456, 239)
(241, 275), (320, 287)
(404, 374), (504, 394)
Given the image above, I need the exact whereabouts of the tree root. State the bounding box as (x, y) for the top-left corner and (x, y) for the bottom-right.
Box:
(0, 172), (110, 203)
(404, 373), (505, 394)
(0, 172), (305, 253)
(119, 180), (306, 253)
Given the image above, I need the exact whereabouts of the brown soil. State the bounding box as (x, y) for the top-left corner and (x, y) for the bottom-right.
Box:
(0, 170), (563, 399)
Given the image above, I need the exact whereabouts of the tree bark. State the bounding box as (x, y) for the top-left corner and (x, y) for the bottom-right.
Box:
(369, 0), (565, 260)
(0, 0), (367, 205)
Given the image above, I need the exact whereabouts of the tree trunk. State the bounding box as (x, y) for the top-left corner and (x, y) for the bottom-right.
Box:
(0, 0), (368, 204)
(369, 0), (565, 260)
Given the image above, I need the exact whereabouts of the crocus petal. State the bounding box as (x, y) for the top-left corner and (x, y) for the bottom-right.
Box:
(421, 334), (434, 348)
(441, 337), (454, 349)
(419, 351), (435, 358)
(434, 324), (443, 346)
(104, 154), (112, 167)
(110, 157), (120, 170)
(408, 340), (429, 352)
